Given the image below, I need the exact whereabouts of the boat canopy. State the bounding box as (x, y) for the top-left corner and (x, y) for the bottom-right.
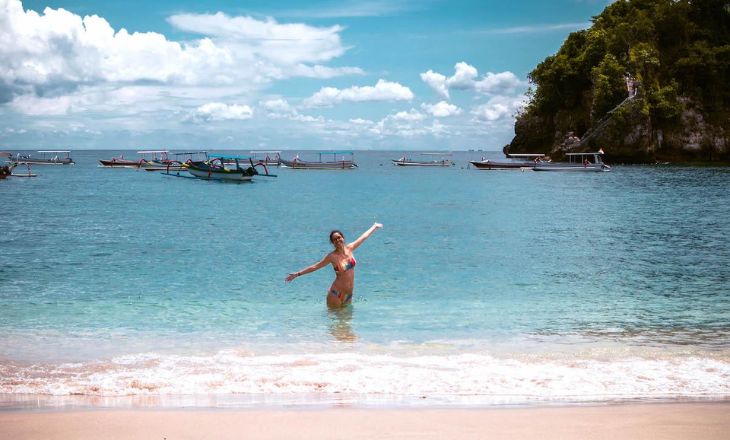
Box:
(210, 154), (252, 160)
(172, 151), (208, 155)
(38, 150), (71, 153)
(565, 152), (603, 156)
(505, 153), (545, 158)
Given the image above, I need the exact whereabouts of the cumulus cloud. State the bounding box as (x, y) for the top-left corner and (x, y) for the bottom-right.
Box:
(421, 101), (462, 118)
(474, 71), (522, 94)
(419, 70), (449, 99)
(304, 80), (414, 107)
(260, 98), (295, 116)
(471, 95), (527, 123)
(391, 109), (425, 121)
(420, 62), (522, 99)
(0, 0), (361, 109)
(365, 109), (448, 138)
(190, 103), (253, 122)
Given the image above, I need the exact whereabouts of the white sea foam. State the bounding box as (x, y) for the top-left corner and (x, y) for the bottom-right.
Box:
(2, 350), (729, 406)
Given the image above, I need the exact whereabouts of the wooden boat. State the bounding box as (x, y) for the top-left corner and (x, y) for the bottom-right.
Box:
(184, 155), (276, 181)
(148, 151), (209, 172)
(470, 153), (546, 170)
(99, 154), (148, 167)
(533, 151), (611, 172)
(280, 151), (357, 169)
(7, 163), (36, 178)
(12, 150), (74, 165)
(100, 150), (181, 170)
(392, 153), (455, 167)
(250, 150), (282, 166)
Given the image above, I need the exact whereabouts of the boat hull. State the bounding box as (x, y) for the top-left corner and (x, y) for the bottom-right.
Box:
(470, 160), (534, 170)
(393, 160), (454, 167)
(280, 159), (357, 169)
(99, 159), (145, 167)
(185, 162), (256, 181)
(533, 164), (611, 172)
(14, 158), (73, 165)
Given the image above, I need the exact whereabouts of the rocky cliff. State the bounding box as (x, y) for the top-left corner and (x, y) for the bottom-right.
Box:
(506, 0), (730, 164)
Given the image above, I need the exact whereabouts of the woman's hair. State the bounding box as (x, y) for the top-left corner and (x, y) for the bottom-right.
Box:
(329, 230), (344, 244)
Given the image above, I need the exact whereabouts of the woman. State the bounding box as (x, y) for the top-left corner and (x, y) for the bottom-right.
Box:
(286, 223), (383, 308)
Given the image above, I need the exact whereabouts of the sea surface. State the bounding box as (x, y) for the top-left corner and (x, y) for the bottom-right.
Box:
(1, 150), (729, 409)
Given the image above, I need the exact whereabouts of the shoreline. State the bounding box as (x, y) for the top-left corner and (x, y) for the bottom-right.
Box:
(1, 402), (728, 439)
(2, 392), (728, 412)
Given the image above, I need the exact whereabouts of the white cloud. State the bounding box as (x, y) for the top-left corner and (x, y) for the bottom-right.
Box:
(421, 62), (523, 99)
(0, 0), (361, 109)
(421, 101), (462, 118)
(260, 98), (295, 116)
(349, 118), (374, 125)
(474, 72), (522, 94)
(447, 62), (478, 89)
(190, 102), (253, 122)
(471, 95), (527, 123)
(304, 79), (414, 107)
(365, 109), (449, 138)
(391, 109), (425, 121)
(420, 70), (449, 99)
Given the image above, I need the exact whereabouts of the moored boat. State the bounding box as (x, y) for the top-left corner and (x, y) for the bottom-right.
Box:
(99, 154), (147, 167)
(184, 154), (275, 181)
(250, 150), (282, 166)
(12, 150), (74, 165)
(392, 152), (455, 167)
(470, 153), (546, 170)
(533, 151), (611, 172)
(280, 151), (357, 169)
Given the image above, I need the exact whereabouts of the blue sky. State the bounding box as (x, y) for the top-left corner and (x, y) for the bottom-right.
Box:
(1, 0), (613, 150)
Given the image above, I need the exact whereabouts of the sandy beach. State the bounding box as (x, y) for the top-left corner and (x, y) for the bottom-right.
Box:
(1, 402), (728, 440)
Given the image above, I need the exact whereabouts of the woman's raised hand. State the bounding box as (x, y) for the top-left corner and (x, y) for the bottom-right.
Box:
(373, 222), (383, 229)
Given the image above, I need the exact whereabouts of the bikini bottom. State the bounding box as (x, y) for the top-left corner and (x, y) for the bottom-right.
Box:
(329, 289), (352, 305)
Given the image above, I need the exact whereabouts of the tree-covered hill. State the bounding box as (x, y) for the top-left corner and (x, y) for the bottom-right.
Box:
(507, 0), (729, 163)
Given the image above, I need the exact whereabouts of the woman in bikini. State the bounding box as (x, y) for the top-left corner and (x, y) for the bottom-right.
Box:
(285, 223), (383, 308)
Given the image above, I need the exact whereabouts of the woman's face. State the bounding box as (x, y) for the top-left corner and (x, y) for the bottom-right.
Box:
(331, 232), (345, 246)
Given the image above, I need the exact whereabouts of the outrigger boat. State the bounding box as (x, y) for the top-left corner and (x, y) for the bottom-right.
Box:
(12, 150), (74, 165)
(99, 153), (146, 167)
(533, 151), (611, 172)
(280, 151), (357, 169)
(470, 153), (547, 170)
(100, 150), (178, 170)
(9, 163), (37, 178)
(183, 154), (276, 182)
(250, 150), (282, 166)
(392, 152), (455, 167)
(151, 151), (209, 173)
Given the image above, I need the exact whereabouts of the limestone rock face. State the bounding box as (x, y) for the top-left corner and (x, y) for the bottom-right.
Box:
(507, 97), (730, 163)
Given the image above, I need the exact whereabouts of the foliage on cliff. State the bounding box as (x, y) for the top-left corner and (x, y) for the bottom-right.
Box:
(510, 0), (730, 162)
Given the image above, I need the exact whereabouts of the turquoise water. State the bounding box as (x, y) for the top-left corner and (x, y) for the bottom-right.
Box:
(1, 150), (729, 407)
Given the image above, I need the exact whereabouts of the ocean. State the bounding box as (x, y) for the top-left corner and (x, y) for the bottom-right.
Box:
(1, 150), (729, 409)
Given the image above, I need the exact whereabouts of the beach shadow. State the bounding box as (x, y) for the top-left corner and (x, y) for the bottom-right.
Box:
(328, 307), (357, 343)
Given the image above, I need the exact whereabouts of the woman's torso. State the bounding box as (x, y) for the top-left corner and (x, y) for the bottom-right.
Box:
(330, 250), (356, 293)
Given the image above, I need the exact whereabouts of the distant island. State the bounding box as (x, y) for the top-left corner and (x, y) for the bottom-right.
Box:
(506, 0), (729, 163)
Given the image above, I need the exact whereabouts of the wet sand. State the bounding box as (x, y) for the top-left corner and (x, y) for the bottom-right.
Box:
(1, 402), (728, 439)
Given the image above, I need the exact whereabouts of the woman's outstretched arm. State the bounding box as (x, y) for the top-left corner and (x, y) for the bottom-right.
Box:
(285, 255), (331, 282)
(348, 222), (383, 251)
